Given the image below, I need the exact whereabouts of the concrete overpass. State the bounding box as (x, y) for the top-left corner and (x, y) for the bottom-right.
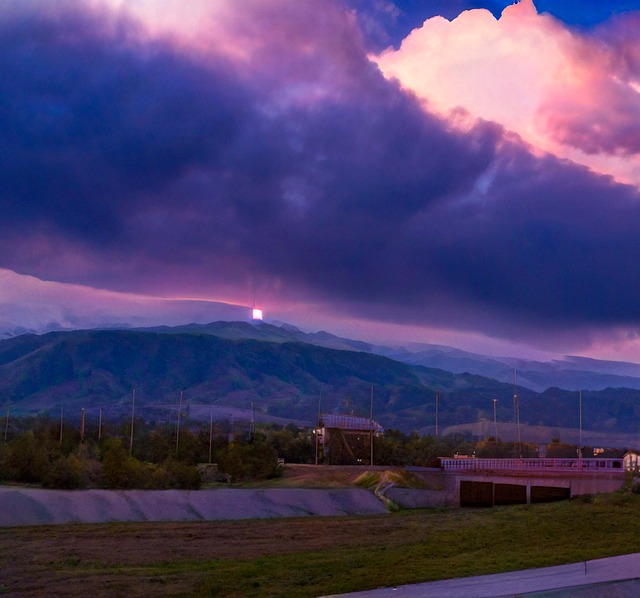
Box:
(386, 459), (627, 509)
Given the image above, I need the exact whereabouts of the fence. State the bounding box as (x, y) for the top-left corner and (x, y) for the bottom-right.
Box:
(439, 457), (624, 472)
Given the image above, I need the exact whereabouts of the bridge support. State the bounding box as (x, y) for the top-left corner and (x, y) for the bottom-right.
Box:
(458, 475), (612, 507)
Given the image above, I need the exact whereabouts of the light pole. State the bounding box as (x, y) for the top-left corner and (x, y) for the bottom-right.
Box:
(176, 390), (183, 456)
(315, 384), (322, 466)
(370, 385), (374, 467)
(493, 398), (498, 444)
(129, 388), (136, 457)
(208, 409), (213, 464)
(4, 406), (9, 444)
(579, 388), (583, 465)
(513, 370), (522, 458)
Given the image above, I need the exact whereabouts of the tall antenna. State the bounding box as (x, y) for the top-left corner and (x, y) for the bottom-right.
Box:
(129, 388), (136, 457)
(579, 386), (583, 464)
(493, 398), (498, 444)
(370, 385), (374, 466)
(315, 384), (322, 465)
(209, 409), (214, 465)
(250, 401), (255, 440)
(513, 370), (521, 458)
(4, 406), (9, 444)
(176, 390), (184, 456)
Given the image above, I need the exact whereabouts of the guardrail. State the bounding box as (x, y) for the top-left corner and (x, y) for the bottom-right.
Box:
(439, 458), (624, 472)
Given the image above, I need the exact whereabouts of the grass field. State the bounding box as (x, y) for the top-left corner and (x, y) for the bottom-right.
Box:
(1, 492), (639, 597)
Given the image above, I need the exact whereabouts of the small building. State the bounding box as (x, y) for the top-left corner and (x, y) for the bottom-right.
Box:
(316, 413), (384, 465)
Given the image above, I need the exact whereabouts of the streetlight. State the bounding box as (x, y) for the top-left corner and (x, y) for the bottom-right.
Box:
(578, 388), (583, 465)
(4, 405), (10, 444)
(513, 370), (522, 458)
(493, 398), (498, 444)
(129, 387), (136, 457)
(176, 390), (184, 456)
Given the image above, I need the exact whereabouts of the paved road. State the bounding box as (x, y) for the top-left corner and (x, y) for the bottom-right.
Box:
(324, 553), (640, 597)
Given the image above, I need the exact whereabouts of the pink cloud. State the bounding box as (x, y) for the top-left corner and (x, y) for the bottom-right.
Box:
(538, 13), (640, 157)
(374, 0), (640, 185)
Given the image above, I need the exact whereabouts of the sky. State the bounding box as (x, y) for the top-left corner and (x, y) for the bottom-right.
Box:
(3, 0), (640, 362)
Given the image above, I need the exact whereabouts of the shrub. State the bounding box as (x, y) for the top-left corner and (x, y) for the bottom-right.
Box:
(5, 431), (49, 483)
(43, 455), (86, 489)
(0, 443), (9, 482)
(162, 458), (201, 489)
(219, 439), (281, 482)
(100, 438), (147, 488)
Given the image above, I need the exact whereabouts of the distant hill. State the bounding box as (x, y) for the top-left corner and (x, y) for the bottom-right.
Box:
(2, 326), (640, 443)
(0, 328), (451, 426)
(389, 345), (640, 392)
(139, 320), (383, 353)
(141, 320), (640, 393)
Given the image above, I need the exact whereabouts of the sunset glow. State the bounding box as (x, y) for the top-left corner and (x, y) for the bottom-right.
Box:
(2, 0), (640, 362)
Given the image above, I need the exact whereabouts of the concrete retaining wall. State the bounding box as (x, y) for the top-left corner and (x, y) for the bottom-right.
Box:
(0, 487), (389, 527)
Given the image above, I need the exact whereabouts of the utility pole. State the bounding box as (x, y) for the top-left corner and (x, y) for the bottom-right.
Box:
(435, 391), (440, 437)
(250, 401), (255, 441)
(493, 398), (498, 444)
(579, 387), (583, 465)
(513, 370), (522, 458)
(98, 408), (103, 441)
(176, 390), (183, 456)
(80, 408), (86, 443)
(209, 409), (213, 464)
(59, 405), (64, 446)
(3, 407), (9, 444)
(315, 384), (322, 466)
(370, 385), (374, 466)
(129, 388), (136, 457)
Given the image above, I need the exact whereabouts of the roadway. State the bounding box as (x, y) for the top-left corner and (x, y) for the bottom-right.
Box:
(324, 552), (640, 597)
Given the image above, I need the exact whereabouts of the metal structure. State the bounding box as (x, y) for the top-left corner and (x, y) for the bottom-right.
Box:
(439, 457), (624, 472)
(315, 413), (384, 465)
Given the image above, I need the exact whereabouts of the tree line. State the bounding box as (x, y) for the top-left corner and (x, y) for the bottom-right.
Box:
(0, 415), (285, 489)
(0, 414), (606, 489)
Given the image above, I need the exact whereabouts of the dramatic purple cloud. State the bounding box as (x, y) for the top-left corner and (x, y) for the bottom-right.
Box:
(2, 0), (640, 358)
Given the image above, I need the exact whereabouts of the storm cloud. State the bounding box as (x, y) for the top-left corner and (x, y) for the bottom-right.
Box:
(2, 0), (640, 351)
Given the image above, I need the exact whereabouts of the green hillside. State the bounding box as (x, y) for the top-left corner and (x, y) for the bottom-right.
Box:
(1, 327), (639, 437)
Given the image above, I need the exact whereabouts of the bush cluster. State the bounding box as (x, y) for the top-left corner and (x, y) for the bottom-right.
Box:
(0, 433), (203, 490)
(2, 415), (602, 490)
(0, 416), (288, 489)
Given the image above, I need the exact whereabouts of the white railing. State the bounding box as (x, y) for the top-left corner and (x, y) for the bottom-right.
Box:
(439, 458), (624, 472)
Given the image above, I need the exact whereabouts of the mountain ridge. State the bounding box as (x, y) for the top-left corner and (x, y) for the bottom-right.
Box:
(136, 320), (640, 393)
(1, 324), (640, 444)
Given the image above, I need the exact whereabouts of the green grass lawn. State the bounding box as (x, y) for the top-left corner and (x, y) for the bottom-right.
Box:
(192, 494), (640, 596)
(3, 493), (640, 597)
